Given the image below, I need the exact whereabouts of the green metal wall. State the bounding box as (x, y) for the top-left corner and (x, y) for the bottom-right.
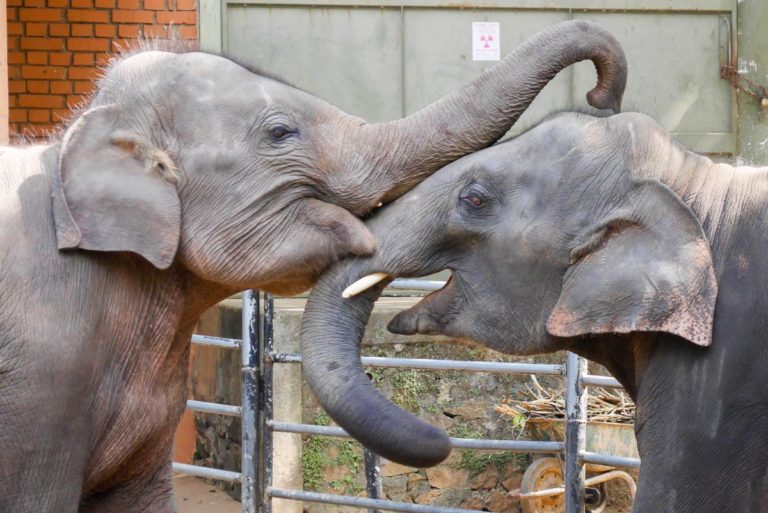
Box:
(201, 0), (768, 160)
(735, 0), (768, 164)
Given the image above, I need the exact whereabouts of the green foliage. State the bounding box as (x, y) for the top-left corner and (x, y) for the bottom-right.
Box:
(448, 422), (483, 439)
(391, 370), (436, 412)
(312, 412), (331, 426)
(302, 412), (363, 493)
(365, 367), (385, 385)
(456, 450), (528, 477)
(426, 403), (443, 415)
(449, 422), (525, 477)
(302, 436), (330, 491)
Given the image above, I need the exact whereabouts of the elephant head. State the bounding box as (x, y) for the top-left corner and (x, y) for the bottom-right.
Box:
(300, 111), (718, 467)
(51, 21), (626, 295)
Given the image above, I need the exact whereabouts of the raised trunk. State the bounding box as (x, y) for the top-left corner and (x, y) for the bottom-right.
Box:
(362, 19), (627, 203)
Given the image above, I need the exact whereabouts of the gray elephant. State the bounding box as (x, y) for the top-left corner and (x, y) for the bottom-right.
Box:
(301, 110), (768, 512)
(0, 21), (626, 513)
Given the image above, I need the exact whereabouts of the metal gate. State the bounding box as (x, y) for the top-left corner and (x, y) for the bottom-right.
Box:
(173, 282), (641, 513)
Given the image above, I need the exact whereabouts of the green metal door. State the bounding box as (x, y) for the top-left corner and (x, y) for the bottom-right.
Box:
(200, 0), (737, 155)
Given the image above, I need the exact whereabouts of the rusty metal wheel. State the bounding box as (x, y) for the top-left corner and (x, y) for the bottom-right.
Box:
(585, 483), (608, 513)
(520, 457), (565, 513)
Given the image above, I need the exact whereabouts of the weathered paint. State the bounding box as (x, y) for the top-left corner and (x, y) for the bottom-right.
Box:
(735, 0), (768, 163)
(209, 1), (737, 154)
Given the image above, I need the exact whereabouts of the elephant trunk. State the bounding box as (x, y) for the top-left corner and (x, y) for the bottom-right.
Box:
(362, 19), (627, 202)
(300, 266), (451, 467)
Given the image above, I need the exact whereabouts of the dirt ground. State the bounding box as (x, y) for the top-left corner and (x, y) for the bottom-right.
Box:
(174, 475), (240, 513)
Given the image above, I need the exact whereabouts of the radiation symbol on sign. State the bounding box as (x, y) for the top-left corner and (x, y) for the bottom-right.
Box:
(479, 34), (494, 49)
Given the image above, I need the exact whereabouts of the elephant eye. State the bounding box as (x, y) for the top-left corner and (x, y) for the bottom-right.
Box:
(458, 182), (493, 215)
(460, 189), (487, 209)
(462, 193), (484, 208)
(268, 125), (298, 141)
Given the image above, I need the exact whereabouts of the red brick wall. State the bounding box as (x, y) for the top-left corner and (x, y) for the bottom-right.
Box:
(7, 1), (197, 139)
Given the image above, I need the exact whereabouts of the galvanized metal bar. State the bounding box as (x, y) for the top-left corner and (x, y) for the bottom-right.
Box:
(241, 291), (260, 513)
(388, 279), (446, 291)
(580, 374), (623, 388)
(565, 352), (587, 513)
(268, 421), (563, 453)
(269, 421), (350, 438)
(262, 294), (275, 513)
(267, 487), (482, 513)
(581, 452), (641, 470)
(269, 353), (565, 375)
(186, 399), (242, 417)
(364, 448), (384, 513)
(191, 334), (241, 349)
(173, 462), (242, 483)
(451, 437), (563, 453)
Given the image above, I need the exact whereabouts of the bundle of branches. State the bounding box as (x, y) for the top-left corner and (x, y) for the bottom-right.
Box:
(495, 376), (635, 424)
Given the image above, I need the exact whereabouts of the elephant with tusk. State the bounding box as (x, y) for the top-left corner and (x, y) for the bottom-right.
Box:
(0, 22), (626, 513)
(301, 110), (768, 512)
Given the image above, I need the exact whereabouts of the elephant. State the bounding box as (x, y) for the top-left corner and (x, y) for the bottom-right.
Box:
(300, 110), (768, 512)
(0, 21), (627, 513)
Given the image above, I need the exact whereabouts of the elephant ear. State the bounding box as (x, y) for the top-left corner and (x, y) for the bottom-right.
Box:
(52, 104), (181, 269)
(546, 179), (717, 347)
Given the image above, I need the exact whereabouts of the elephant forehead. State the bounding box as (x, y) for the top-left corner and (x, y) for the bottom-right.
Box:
(114, 50), (175, 73)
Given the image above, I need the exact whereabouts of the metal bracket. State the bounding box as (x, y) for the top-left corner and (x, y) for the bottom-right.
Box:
(721, 65), (768, 112)
(719, 14), (768, 113)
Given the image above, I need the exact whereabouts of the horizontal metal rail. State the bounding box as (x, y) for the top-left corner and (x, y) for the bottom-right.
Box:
(186, 399), (242, 417)
(581, 374), (623, 388)
(452, 437), (563, 453)
(268, 421), (564, 453)
(172, 462), (242, 483)
(268, 487), (480, 513)
(270, 353), (565, 375)
(581, 451), (641, 469)
(191, 334), (241, 349)
(389, 278), (446, 291)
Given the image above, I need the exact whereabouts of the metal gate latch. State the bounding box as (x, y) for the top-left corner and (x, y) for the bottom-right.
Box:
(721, 64), (768, 112)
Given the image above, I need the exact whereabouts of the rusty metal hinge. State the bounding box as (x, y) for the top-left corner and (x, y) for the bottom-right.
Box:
(721, 64), (768, 112)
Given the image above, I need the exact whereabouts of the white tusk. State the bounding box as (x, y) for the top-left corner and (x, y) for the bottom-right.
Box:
(375, 202), (383, 208)
(342, 272), (390, 298)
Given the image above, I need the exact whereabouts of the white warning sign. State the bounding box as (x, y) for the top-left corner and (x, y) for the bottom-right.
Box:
(472, 22), (500, 61)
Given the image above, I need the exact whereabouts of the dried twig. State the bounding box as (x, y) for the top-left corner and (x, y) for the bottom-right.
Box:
(495, 376), (635, 424)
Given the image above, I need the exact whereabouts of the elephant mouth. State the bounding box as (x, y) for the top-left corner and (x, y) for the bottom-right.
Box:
(343, 271), (460, 337)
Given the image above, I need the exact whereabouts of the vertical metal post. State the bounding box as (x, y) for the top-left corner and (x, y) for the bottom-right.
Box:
(565, 352), (587, 513)
(261, 294), (275, 513)
(363, 448), (384, 513)
(241, 291), (260, 513)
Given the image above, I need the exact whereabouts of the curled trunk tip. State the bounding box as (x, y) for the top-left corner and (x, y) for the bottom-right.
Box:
(301, 279), (452, 467)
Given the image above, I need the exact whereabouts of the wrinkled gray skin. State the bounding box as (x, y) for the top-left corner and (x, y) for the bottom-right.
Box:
(0, 22), (626, 513)
(302, 111), (768, 512)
